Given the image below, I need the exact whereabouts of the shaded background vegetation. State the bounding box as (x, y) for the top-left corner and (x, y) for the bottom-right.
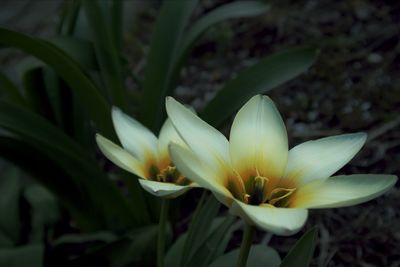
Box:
(0, 0), (399, 266)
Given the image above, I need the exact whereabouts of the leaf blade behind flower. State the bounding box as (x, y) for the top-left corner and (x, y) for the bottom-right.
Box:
(280, 227), (318, 267)
(201, 47), (319, 127)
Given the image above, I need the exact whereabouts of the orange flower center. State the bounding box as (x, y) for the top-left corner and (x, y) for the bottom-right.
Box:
(227, 172), (296, 207)
(148, 164), (190, 185)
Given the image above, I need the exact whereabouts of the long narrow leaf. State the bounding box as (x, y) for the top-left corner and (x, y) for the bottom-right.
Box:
(209, 244), (281, 267)
(0, 136), (102, 231)
(0, 72), (28, 107)
(22, 68), (58, 124)
(0, 167), (20, 245)
(165, 1), (269, 124)
(140, 0), (198, 132)
(0, 27), (115, 139)
(83, 0), (126, 109)
(0, 102), (149, 231)
(111, 0), (123, 51)
(180, 1), (268, 57)
(280, 227), (318, 267)
(201, 47), (319, 127)
(185, 216), (235, 267)
(181, 195), (220, 267)
(47, 36), (98, 70)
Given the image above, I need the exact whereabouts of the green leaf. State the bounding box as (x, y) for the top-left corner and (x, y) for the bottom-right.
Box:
(181, 1), (268, 57)
(165, 216), (235, 267)
(0, 245), (43, 267)
(0, 136), (103, 231)
(140, 0), (198, 131)
(0, 27), (115, 139)
(0, 167), (20, 245)
(57, 0), (81, 35)
(83, 0), (126, 109)
(209, 244), (281, 267)
(201, 47), (319, 127)
(280, 227), (318, 267)
(110, 0), (123, 51)
(0, 72), (28, 107)
(54, 231), (117, 246)
(24, 185), (60, 242)
(163, 1), (269, 128)
(0, 230), (13, 248)
(185, 216), (235, 267)
(0, 102), (147, 232)
(68, 225), (158, 267)
(181, 195), (220, 267)
(119, 172), (151, 223)
(47, 36), (98, 70)
(22, 67), (58, 123)
(165, 233), (186, 267)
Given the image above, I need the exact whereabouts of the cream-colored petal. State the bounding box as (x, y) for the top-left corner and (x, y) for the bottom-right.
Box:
(285, 133), (367, 185)
(158, 119), (187, 163)
(292, 174), (397, 209)
(166, 97), (230, 175)
(169, 143), (233, 206)
(96, 134), (145, 178)
(230, 95), (288, 179)
(138, 179), (195, 198)
(112, 107), (158, 163)
(230, 199), (308, 236)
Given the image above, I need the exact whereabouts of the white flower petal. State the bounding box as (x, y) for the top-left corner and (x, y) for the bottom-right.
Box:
(158, 119), (187, 163)
(230, 199), (308, 236)
(96, 134), (145, 178)
(138, 179), (195, 198)
(166, 97), (230, 175)
(230, 95), (288, 179)
(285, 133), (367, 185)
(112, 107), (158, 163)
(292, 174), (397, 209)
(169, 143), (233, 206)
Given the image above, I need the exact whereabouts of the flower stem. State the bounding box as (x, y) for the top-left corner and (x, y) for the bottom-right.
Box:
(157, 199), (169, 267)
(236, 224), (255, 267)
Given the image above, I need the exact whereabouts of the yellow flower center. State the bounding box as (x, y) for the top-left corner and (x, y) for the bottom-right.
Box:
(148, 165), (190, 186)
(227, 172), (296, 207)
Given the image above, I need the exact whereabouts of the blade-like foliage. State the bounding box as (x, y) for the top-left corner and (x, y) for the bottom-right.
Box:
(47, 36), (98, 70)
(83, 0), (126, 109)
(0, 245), (43, 267)
(180, 1), (268, 58)
(181, 195), (220, 267)
(140, 0), (198, 131)
(280, 227), (318, 267)
(201, 47), (319, 127)
(0, 101), (149, 232)
(0, 168), (20, 245)
(0, 136), (103, 231)
(22, 68), (58, 124)
(209, 244), (281, 267)
(184, 216), (234, 267)
(0, 27), (115, 139)
(0, 72), (28, 107)
(59, 226), (158, 267)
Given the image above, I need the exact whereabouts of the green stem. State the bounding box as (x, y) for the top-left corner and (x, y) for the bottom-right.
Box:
(157, 199), (169, 267)
(236, 224), (255, 267)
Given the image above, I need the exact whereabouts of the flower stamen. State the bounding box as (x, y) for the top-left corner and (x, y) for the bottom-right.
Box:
(153, 165), (190, 185)
(268, 188), (296, 207)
